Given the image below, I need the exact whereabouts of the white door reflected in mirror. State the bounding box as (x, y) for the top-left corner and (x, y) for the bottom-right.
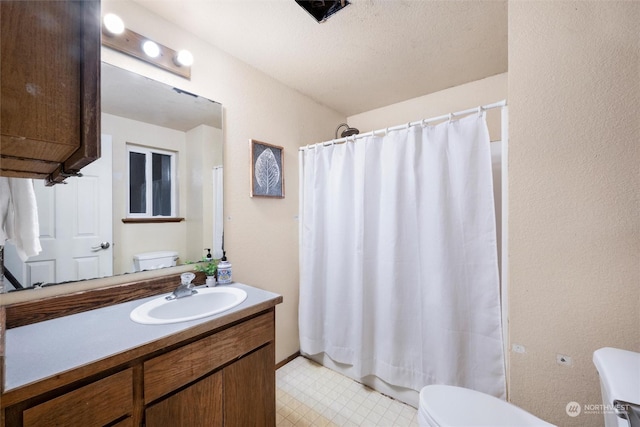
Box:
(4, 135), (113, 289)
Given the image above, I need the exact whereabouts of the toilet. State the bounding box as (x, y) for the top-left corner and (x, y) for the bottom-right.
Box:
(418, 385), (555, 426)
(418, 347), (640, 427)
(133, 251), (179, 272)
(593, 347), (640, 427)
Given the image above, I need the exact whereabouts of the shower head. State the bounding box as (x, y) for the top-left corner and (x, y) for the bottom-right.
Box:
(335, 123), (360, 139)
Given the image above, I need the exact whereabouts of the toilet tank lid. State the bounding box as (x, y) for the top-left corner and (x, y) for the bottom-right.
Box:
(593, 347), (640, 405)
(134, 251), (178, 260)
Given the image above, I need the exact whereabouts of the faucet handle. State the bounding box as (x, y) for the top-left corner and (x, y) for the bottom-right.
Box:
(180, 272), (196, 285)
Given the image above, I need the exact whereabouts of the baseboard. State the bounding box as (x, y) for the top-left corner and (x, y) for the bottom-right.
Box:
(276, 351), (300, 370)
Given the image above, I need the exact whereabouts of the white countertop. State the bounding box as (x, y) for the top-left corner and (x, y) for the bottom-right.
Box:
(4, 283), (280, 391)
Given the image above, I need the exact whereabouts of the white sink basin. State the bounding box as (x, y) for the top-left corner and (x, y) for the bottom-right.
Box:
(130, 287), (248, 325)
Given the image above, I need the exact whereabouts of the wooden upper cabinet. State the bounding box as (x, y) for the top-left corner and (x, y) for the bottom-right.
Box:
(0, 0), (100, 184)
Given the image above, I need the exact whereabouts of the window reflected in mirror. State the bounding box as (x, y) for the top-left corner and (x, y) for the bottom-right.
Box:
(127, 146), (177, 218)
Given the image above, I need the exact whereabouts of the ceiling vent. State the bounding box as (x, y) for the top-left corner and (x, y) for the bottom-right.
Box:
(295, 0), (351, 23)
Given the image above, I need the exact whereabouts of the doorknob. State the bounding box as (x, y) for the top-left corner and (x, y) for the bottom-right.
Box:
(91, 242), (111, 250)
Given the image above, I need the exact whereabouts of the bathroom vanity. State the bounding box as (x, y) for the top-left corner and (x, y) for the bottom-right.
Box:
(0, 278), (282, 426)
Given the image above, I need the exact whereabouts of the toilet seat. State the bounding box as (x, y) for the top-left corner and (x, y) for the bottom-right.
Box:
(419, 385), (556, 427)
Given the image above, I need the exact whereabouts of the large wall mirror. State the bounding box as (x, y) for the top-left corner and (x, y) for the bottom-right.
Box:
(3, 63), (223, 292)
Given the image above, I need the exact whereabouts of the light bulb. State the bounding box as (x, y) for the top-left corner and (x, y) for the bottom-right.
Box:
(103, 13), (125, 35)
(175, 50), (194, 67)
(142, 40), (160, 58)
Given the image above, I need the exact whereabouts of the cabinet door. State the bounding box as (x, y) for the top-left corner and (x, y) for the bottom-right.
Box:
(0, 0), (100, 182)
(224, 343), (275, 427)
(22, 369), (132, 427)
(145, 371), (223, 427)
(143, 312), (273, 404)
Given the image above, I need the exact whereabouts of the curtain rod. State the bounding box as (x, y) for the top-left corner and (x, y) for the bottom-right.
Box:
(299, 99), (507, 151)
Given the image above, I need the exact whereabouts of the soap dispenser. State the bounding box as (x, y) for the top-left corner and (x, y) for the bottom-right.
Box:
(203, 248), (216, 287)
(217, 251), (232, 284)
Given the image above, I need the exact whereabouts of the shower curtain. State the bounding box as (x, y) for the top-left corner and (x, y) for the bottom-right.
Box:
(298, 113), (506, 398)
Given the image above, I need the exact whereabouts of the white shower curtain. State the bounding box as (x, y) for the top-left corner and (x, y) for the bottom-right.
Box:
(298, 113), (506, 398)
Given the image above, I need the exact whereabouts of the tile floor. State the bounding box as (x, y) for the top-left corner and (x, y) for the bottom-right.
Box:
(276, 356), (419, 427)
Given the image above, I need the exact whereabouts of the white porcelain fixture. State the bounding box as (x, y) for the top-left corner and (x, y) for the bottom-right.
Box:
(130, 287), (247, 325)
(133, 250), (178, 272)
(418, 385), (555, 427)
(594, 347), (640, 427)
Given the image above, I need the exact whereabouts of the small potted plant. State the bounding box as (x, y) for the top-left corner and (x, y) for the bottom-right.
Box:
(194, 258), (218, 287)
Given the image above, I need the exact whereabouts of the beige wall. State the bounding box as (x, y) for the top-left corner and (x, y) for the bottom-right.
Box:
(508, 2), (640, 426)
(348, 73), (507, 141)
(100, 0), (345, 363)
(185, 124), (223, 263)
(2, 1), (344, 365)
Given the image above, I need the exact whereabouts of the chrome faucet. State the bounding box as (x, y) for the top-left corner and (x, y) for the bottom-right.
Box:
(166, 272), (197, 300)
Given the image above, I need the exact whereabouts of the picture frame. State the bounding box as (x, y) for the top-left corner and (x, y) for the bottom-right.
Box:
(250, 139), (285, 198)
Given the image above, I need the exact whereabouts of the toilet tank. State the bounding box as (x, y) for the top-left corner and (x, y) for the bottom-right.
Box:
(593, 347), (640, 427)
(133, 251), (179, 272)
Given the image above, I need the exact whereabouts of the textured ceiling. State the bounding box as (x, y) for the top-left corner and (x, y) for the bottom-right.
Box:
(133, 0), (508, 116)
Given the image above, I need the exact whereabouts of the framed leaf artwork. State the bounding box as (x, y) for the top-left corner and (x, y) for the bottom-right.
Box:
(250, 139), (285, 198)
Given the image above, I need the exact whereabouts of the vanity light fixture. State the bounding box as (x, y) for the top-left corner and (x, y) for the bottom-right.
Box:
(101, 13), (192, 79)
(175, 49), (194, 67)
(103, 13), (125, 35)
(142, 40), (161, 58)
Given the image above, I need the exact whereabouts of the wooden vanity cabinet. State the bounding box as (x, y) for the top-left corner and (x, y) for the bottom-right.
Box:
(0, 0), (101, 184)
(2, 309), (277, 427)
(143, 311), (275, 426)
(145, 344), (275, 427)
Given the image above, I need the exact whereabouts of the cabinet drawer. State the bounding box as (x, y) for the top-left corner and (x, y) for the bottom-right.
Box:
(144, 311), (274, 404)
(23, 369), (133, 427)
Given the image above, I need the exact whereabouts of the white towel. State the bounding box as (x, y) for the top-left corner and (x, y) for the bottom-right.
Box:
(0, 177), (42, 261)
